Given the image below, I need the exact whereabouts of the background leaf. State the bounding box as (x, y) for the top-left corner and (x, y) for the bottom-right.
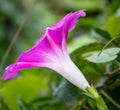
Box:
(105, 14), (120, 37)
(91, 28), (111, 41)
(86, 47), (120, 63)
(53, 80), (79, 109)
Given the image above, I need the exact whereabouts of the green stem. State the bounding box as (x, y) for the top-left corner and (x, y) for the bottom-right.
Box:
(101, 90), (120, 109)
(98, 36), (120, 56)
(85, 86), (108, 110)
(70, 99), (85, 110)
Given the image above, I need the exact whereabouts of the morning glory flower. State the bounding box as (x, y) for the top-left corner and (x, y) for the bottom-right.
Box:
(2, 10), (90, 90)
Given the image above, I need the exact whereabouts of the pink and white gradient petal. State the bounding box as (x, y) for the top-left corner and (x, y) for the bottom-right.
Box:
(2, 10), (90, 90)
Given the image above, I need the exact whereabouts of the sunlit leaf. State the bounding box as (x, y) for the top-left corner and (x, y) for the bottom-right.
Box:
(68, 35), (96, 54)
(1, 73), (48, 110)
(105, 15), (120, 37)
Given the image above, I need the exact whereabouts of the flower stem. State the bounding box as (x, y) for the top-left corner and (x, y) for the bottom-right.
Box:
(98, 36), (120, 56)
(85, 86), (108, 110)
(100, 90), (120, 109)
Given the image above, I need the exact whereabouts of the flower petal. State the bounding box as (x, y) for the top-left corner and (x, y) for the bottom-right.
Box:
(2, 61), (50, 80)
(52, 9), (86, 31)
(2, 10), (86, 80)
(48, 10), (86, 52)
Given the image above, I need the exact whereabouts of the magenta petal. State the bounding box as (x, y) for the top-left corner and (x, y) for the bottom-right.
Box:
(2, 61), (46, 80)
(48, 10), (86, 52)
(52, 10), (86, 32)
(2, 40), (55, 80)
(2, 63), (18, 80)
(2, 29), (59, 80)
(2, 10), (86, 80)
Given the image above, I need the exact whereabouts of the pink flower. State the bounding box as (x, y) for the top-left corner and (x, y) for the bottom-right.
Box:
(2, 10), (90, 90)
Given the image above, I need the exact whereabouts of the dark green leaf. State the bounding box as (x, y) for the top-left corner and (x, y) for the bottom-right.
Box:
(17, 98), (29, 110)
(91, 28), (111, 41)
(53, 80), (79, 108)
(71, 43), (104, 56)
(31, 97), (52, 104)
(0, 98), (10, 110)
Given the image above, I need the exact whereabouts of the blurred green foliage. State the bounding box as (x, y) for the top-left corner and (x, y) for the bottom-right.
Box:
(0, 0), (120, 110)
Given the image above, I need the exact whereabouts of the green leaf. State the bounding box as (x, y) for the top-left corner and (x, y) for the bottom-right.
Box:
(0, 98), (10, 110)
(1, 73), (48, 110)
(53, 80), (79, 109)
(71, 42), (104, 55)
(31, 97), (64, 110)
(17, 98), (28, 110)
(104, 15), (120, 37)
(68, 34), (96, 54)
(39, 101), (65, 110)
(31, 97), (52, 104)
(60, 0), (104, 11)
(86, 47), (120, 63)
(91, 28), (111, 41)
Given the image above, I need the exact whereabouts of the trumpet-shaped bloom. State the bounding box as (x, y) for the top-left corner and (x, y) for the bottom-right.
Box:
(2, 10), (90, 90)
